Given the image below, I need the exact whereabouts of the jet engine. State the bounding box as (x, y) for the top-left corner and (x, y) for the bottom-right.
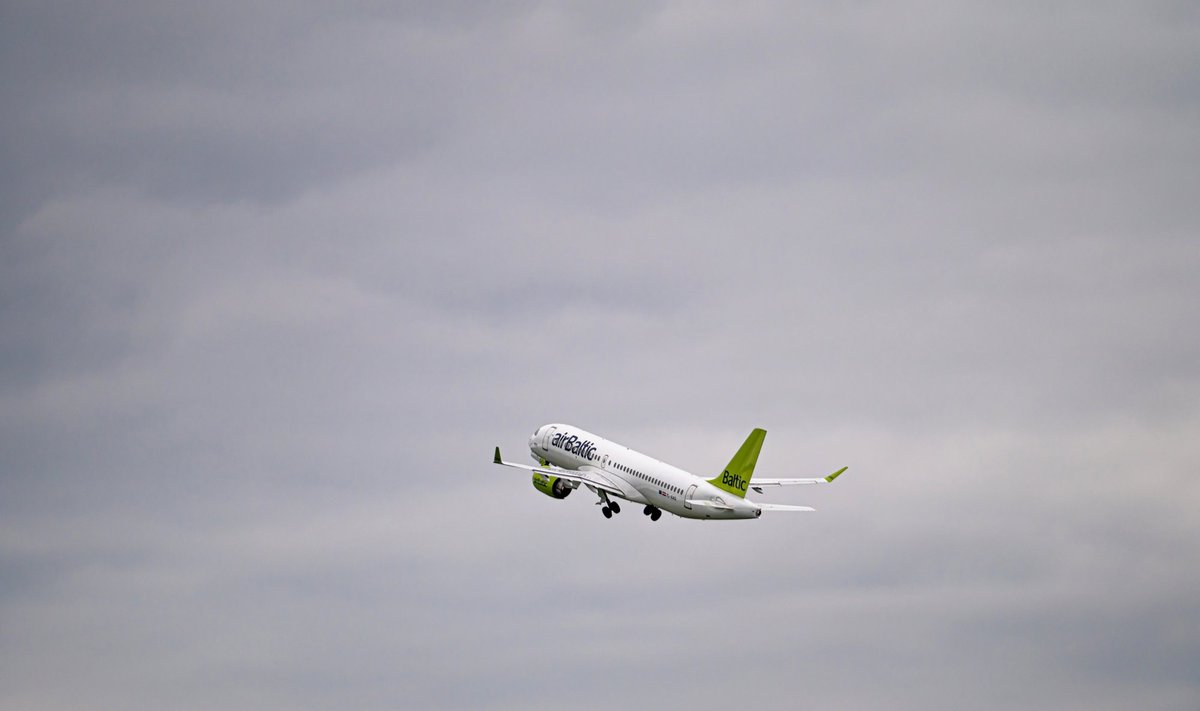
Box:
(532, 472), (573, 499)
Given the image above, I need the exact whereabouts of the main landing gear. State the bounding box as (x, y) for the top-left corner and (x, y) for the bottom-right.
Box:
(599, 493), (621, 519)
(643, 505), (662, 522)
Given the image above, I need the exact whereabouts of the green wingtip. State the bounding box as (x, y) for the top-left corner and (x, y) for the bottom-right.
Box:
(825, 466), (848, 483)
(493, 446), (502, 464)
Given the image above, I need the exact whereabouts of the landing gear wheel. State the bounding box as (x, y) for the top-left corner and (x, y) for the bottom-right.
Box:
(608, 501), (620, 514)
(643, 505), (653, 516)
(650, 510), (661, 521)
(602, 506), (612, 519)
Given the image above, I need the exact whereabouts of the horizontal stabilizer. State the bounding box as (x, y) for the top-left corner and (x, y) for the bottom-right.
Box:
(757, 503), (816, 512)
(685, 499), (734, 511)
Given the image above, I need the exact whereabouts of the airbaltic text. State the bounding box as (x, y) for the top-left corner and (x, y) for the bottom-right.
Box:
(721, 470), (747, 490)
(552, 433), (598, 461)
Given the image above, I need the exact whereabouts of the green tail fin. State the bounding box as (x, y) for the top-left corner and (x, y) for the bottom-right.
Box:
(708, 428), (766, 498)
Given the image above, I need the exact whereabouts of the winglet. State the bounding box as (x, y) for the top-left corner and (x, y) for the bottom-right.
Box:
(493, 446), (502, 464)
(825, 466), (847, 483)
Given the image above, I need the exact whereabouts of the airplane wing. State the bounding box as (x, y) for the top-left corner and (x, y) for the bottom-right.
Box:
(493, 447), (628, 498)
(756, 503), (816, 512)
(749, 466), (847, 493)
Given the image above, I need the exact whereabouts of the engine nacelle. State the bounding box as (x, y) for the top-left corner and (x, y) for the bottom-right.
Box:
(532, 472), (572, 499)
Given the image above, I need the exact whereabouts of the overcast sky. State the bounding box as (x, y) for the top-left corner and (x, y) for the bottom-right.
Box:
(2, 2), (1198, 709)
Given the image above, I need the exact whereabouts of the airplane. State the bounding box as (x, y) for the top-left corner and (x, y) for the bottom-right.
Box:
(493, 423), (846, 521)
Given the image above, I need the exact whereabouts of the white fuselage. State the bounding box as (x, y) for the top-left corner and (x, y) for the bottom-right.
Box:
(528, 423), (763, 520)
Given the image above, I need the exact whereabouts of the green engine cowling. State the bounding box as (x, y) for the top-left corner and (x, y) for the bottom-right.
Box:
(532, 472), (573, 499)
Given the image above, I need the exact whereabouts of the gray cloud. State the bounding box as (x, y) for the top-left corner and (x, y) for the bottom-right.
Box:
(2, 1), (1199, 709)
